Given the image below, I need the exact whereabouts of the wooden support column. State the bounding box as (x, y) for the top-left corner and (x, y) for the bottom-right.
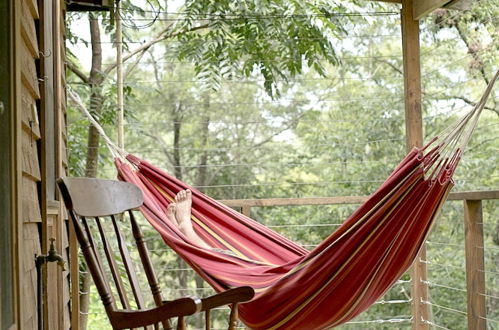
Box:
(116, 0), (124, 149)
(464, 200), (487, 330)
(242, 206), (251, 218)
(401, 1), (429, 329)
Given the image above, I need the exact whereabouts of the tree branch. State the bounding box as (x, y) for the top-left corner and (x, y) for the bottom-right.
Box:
(103, 23), (209, 76)
(444, 95), (499, 116)
(376, 58), (403, 75)
(124, 48), (148, 80)
(67, 60), (90, 84)
(141, 131), (175, 166)
(454, 23), (490, 86)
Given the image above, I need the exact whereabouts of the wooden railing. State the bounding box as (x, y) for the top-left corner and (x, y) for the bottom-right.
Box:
(220, 190), (499, 329)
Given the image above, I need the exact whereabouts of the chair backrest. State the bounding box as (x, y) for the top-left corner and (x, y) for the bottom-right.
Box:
(57, 177), (170, 328)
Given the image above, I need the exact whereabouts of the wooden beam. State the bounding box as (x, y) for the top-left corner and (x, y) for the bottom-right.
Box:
(401, 0), (431, 328)
(402, 1), (423, 149)
(220, 191), (499, 208)
(413, 0), (449, 20)
(368, 0), (402, 4)
(463, 200), (487, 330)
(444, 0), (472, 10)
(448, 190), (499, 201)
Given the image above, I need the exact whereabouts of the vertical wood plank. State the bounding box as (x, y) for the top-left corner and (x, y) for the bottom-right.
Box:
(19, 39), (40, 100)
(38, 0), (59, 328)
(69, 220), (80, 330)
(402, 0), (423, 149)
(464, 200), (486, 330)
(13, 0), (24, 327)
(115, 0), (124, 148)
(20, 0), (39, 58)
(25, 0), (38, 20)
(241, 206), (251, 218)
(401, 1), (429, 329)
(0, 0), (14, 326)
(53, 0), (71, 326)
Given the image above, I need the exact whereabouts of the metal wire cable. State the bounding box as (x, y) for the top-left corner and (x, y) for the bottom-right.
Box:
(422, 300), (467, 317)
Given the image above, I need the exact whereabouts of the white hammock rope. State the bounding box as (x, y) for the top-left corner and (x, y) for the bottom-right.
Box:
(67, 89), (128, 160)
(420, 70), (498, 180)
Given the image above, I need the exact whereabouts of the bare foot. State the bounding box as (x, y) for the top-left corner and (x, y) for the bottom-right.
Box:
(174, 189), (211, 249)
(166, 203), (178, 226)
(175, 189), (193, 233)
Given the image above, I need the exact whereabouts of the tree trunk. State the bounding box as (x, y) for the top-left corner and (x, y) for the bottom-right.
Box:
(80, 14), (105, 329)
(84, 15), (105, 178)
(195, 94), (210, 190)
(172, 102), (183, 180)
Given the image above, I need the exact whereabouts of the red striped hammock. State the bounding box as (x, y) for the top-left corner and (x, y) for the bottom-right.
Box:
(115, 73), (497, 329)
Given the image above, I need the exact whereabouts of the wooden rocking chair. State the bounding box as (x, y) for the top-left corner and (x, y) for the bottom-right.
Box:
(57, 177), (254, 330)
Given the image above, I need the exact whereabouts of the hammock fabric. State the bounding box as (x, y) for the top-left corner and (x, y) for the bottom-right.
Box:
(114, 73), (498, 329)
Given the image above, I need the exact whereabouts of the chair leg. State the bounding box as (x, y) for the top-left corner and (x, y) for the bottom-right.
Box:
(176, 316), (185, 330)
(205, 310), (211, 330)
(228, 304), (238, 330)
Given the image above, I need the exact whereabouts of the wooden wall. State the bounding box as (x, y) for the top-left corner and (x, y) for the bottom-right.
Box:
(19, 0), (42, 327)
(14, 0), (70, 328)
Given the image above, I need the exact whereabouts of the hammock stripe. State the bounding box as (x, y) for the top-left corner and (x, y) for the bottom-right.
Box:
(116, 147), (453, 329)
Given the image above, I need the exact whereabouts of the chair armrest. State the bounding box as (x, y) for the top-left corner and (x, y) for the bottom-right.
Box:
(200, 286), (255, 311)
(110, 297), (202, 329)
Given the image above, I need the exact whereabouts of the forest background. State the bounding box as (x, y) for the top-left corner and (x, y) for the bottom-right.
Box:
(66, 0), (498, 328)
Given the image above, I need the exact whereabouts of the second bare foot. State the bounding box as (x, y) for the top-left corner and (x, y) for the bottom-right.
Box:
(166, 203), (178, 226)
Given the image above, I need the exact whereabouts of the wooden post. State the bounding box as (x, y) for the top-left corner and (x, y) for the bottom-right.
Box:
(39, 0), (56, 327)
(464, 200), (486, 330)
(116, 0), (124, 149)
(69, 219), (80, 330)
(401, 1), (429, 328)
(0, 0), (15, 327)
(12, 0), (23, 326)
(242, 205), (251, 218)
(401, 0), (423, 150)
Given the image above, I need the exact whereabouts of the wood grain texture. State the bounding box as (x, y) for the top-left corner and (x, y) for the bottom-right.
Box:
(20, 40), (40, 99)
(20, 0), (38, 57)
(20, 85), (41, 139)
(464, 200), (486, 330)
(21, 130), (41, 180)
(58, 177), (143, 217)
(21, 224), (41, 327)
(368, 0), (401, 3)
(25, 0), (39, 19)
(21, 175), (41, 222)
(221, 191), (499, 209)
(413, 0), (448, 20)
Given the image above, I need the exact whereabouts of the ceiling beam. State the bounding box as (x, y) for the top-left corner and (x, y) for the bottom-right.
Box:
(444, 0), (472, 11)
(413, 0), (449, 20)
(413, 0), (471, 20)
(367, 0), (402, 4)
(368, 0), (472, 19)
